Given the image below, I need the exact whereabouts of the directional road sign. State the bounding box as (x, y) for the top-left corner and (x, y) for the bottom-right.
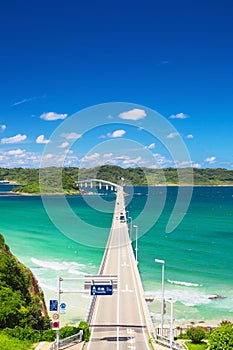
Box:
(91, 284), (113, 296)
(49, 300), (58, 311)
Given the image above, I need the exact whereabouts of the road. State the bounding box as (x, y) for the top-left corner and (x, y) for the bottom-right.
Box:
(85, 187), (152, 350)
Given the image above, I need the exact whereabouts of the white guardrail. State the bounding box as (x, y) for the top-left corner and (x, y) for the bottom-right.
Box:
(49, 330), (83, 349)
(154, 334), (188, 350)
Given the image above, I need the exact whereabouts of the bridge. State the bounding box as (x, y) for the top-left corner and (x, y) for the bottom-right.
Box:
(85, 183), (154, 350)
(77, 179), (121, 192)
(49, 179), (187, 350)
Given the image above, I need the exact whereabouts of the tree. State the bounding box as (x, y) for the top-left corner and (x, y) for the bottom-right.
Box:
(186, 326), (206, 344)
(209, 323), (233, 349)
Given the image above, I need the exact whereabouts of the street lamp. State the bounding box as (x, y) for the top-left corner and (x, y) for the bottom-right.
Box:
(155, 258), (165, 336)
(168, 298), (175, 349)
(128, 215), (133, 240)
(133, 225), (138, 264)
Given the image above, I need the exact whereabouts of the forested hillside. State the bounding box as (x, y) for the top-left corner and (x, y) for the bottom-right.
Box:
(0, 166), (232, 194)
(0, 234), (49, 330)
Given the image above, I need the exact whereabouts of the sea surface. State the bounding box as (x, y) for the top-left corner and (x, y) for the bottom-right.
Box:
(0, 186), (232, 327)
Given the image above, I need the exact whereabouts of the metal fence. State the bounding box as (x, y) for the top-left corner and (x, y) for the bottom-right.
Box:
(49, 330), (83, 350)
(155, 334), (188, 350)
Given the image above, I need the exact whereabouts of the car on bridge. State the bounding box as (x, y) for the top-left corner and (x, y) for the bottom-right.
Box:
(119, 213), (125, 223)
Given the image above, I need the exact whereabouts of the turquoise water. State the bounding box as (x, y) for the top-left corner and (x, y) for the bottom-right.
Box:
(0, 187), (232, 326)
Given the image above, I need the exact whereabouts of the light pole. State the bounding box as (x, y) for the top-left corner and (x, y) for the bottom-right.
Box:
(128, 215), (133, 240)
(133, 225), (138, 264)
(155, 258), (165, 336)
(168, 298), (174, 349)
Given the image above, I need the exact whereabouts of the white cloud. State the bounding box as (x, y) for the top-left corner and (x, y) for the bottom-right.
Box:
(36, 135), (50, 144)
(107, 129), (126, 138)
(166, 132), (180, 139)
(118, 108), (147, 120)
(12, 94), (46, 106)
(59, 142), (69, 148)
(40, 112), (68, 121)
(186, 134), (194, 139)
(169, 112), (189, 119)
(152, 153), (173, 168)
(103, 152), (113, 158)
(1, 134), (27, 144)
(0, 125), (6, 132)
(175, 160), (201, 168)
(205, 156), (216, 164)
(61, 132), (82, 140)
(145, 143), (156, 149)
(82, 153), (100, 161)
(7, 149), (25, 156)
(122, 156), (143, 166)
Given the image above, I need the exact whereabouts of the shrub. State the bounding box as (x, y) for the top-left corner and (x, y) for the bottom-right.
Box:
(41, 328), (56, 341)
(209, 323), (233, 349)
(78, 321), (90, 342)
(59, 325), (79, 339)
(0, 333), (32, 350)
(186, 326), (206, 344)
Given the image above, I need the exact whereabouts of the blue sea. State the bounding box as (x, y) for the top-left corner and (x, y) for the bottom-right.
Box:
(0, 186), (232, 327)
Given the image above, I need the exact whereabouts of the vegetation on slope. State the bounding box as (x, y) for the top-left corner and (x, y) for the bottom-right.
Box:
(0, 234), (50, 330)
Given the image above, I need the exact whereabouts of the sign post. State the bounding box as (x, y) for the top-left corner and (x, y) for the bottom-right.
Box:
(56, 277), (61, 350)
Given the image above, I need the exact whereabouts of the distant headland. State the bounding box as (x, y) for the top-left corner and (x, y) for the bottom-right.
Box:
(0, 166), (232, 195)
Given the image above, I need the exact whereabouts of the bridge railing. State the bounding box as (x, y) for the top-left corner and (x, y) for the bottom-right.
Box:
(153, 334), (188, 350)
(86, 201), (117, 324)
(49, 330), (83, 349)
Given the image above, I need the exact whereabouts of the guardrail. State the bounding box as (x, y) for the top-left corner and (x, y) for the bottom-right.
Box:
(154, 334), (188, 350)
(49, 330), (83, 349)
(86, 197), (117, 324)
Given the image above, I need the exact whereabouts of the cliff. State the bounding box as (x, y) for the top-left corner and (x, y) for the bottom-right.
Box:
(0, 234), (49, 329)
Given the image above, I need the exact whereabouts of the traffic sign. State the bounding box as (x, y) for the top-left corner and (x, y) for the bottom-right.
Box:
(60, 302), (67, 309)
(52, 321), (60, 330)
(49, 300), (58, 311)
(52, 313), (60, 320)
(91, 284), (113, 296)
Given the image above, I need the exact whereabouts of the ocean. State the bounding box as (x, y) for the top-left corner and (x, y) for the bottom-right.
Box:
(0, 186), (232, 327)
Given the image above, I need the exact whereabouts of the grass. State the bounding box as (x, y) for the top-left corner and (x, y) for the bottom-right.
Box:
(185, 341), (208, 350)
(0, 334), (33, 350)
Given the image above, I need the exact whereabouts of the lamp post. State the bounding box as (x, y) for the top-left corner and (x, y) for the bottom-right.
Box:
(128, 216), (133, 240)
(155, 258), (165, 336)
(168, 298), (174, 349)
(133, 225), (138, 264)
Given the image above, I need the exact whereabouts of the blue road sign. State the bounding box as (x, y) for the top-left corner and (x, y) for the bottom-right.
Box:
(91, 284), (113, 296)
(49, 300), (58, 311)
(60, 303), (66, 309)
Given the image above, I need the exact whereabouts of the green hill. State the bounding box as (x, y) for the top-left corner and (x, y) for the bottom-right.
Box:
(0, 234), (49, 330)
(0, 166), (232, 194)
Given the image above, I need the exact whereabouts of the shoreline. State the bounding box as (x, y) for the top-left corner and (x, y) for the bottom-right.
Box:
(0, 184), (232, 196)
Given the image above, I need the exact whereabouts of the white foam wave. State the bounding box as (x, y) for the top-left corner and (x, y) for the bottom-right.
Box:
(146, 289), (211, 307)
(168, 279), (201, 287)
(31, 257), (86, 273)
(68, 268), (86, 275)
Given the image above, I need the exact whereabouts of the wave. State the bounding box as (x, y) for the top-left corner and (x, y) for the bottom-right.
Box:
(145, 289), (211, 307)
(168, 279), (201, 287)
(31, 257), (86, 273)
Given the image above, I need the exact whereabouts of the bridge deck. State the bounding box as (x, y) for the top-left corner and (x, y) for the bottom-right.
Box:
(85, 187), (152, 350)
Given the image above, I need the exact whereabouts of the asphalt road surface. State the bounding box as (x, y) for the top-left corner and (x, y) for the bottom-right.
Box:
(85, 187), (152, 350)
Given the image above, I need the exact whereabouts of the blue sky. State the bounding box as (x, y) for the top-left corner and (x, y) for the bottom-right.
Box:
(0, 0), (232, 169)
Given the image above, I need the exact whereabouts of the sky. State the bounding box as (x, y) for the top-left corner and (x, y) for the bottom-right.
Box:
(0, 0), (232, 169)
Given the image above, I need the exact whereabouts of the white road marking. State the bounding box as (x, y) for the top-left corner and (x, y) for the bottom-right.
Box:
(121, 284), (133, 293)
(127, 328), (135, 336)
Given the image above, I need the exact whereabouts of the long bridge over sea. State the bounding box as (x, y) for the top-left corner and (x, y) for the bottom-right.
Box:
(49, 179), (187, 350)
